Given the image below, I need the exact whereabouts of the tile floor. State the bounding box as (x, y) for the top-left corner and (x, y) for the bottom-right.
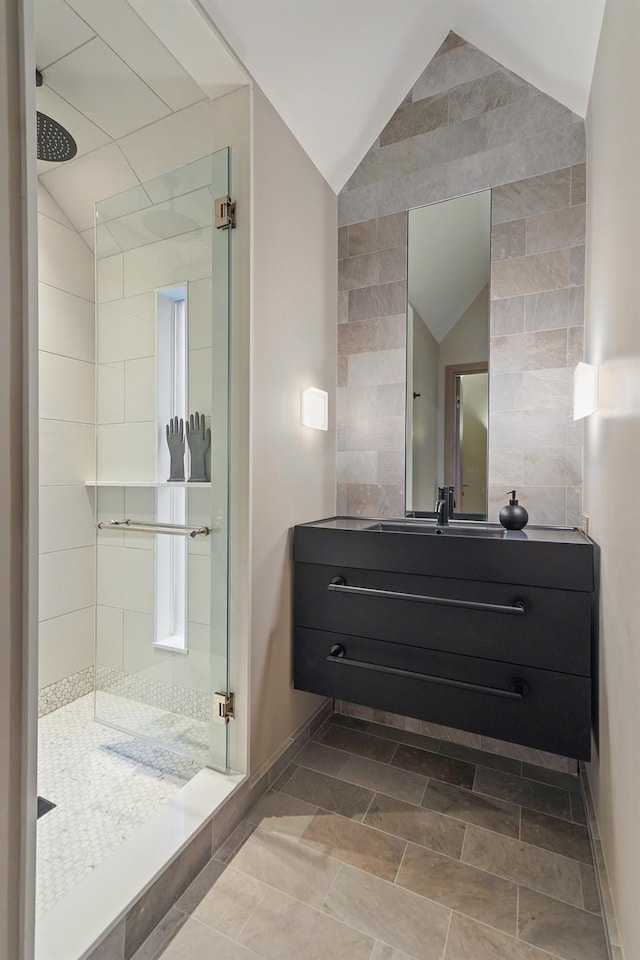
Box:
(138, 713), (608, 960)
(37, 693), (201, 918)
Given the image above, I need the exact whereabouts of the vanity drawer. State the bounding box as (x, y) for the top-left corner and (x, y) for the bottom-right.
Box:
(294, 627), (591, 760)
(294, 563), (592, 676)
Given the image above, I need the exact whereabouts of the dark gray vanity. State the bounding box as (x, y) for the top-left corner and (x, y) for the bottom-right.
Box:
(293, 517), (597, 760)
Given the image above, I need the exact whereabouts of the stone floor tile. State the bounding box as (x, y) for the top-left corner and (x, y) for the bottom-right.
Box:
(300, 811), (406, 882)
(192, 867), (267, 940)
(370, 943), (414, 960)
(421, 779), (520, 839)
(364, 792), (465, 859)
(570, 791), (588, 825)
(474, 766), (572, 820)
(439, 742), (522, 776)
(281, 765), (374, 820)
(329, 713), (372, 731)
(294, 741), (350, 777)
(365, 721), (442, 753)
(231, 825), (340, 907)
(157, 918), (260, 960)
(320, 724), (398, 762)
(245, 790), (317, 842)
(323, 863), (450, 960)
(238, 886), (374, 960)
(580, 863), (601, 914)
(462, 824), (582, 906)
(444, 912), (552, 960)
(521, 762), (581, 794)
(518, 886), (609, 960)
(396, 843), (518, 934)
(520, 807), (592, 863)
(391, 745), (476, 789)
(339, 754), (427, 805)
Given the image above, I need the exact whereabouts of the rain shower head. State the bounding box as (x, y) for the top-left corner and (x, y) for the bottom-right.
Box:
(36, 69), (77, 163)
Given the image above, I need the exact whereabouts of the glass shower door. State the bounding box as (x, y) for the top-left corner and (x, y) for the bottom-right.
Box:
(93, 149), (231, 771)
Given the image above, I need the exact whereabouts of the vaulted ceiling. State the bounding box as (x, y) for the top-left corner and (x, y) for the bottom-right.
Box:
(199, 0), (607, 192)
(36, 0), (607, 213)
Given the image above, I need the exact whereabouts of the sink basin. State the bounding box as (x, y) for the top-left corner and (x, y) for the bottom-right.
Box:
(368, 521), (508, 539)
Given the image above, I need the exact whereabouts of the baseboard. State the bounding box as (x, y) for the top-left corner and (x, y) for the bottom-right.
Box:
(581, 764), (625, 960)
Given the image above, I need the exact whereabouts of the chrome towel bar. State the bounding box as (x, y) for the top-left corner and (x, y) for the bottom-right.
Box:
(97, 519), (210, 539)
(328, 576), (525, 616)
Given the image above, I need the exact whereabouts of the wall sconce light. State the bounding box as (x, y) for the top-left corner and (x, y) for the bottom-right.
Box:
(301, 387), (328, 430)
(573, 362), (599, 420)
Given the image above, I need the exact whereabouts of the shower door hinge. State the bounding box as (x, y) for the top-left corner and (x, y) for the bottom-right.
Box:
(215, 196), (236, 230)
(212, 691), (235, 724)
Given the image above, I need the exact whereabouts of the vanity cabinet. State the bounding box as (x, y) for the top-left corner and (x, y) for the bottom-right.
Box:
(292, 518), (597, 761)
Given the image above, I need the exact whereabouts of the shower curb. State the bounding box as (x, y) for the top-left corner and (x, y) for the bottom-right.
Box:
(82, 697), (332, 960)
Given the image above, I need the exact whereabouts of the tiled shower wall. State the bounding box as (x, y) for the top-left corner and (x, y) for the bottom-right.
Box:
(337, 32), (586, 525)
(38, 183), (96, 704)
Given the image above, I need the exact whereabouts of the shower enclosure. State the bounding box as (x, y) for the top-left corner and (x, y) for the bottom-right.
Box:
(92, 149), (232, 771)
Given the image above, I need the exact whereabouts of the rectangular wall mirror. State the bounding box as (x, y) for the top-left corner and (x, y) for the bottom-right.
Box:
(406, 189), (491, 520)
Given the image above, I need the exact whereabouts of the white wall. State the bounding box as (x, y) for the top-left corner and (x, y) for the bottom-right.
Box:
(0, 0), (26, 951)
(38, 184), (95, 690)
(585, 0), (640, 957)
(437, 286), (489, 483)
(250, 86), (337, 772)
(410, 305), (439, 512)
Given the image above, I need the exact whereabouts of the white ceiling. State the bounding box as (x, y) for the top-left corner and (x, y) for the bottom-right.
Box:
(409, 190), (491, 343)
(199, 0), (607, 192)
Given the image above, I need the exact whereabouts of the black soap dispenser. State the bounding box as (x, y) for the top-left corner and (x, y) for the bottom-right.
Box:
(499, 490), (529, 530)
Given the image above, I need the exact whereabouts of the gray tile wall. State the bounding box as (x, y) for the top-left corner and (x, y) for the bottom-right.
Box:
(337, 32), (586, 525)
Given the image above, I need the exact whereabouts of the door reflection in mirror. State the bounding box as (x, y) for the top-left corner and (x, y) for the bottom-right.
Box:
(406, 189), (491, 519)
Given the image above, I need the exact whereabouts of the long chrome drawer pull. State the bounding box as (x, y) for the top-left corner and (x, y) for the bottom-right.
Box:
(327, 644), (529, 700)
(97, 519), (209, 539)
(328, 577), (525, 616)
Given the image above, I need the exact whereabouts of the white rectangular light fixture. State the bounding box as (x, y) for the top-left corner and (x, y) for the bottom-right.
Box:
(301, 387), (328, 430)
(573, 362), (599, 420)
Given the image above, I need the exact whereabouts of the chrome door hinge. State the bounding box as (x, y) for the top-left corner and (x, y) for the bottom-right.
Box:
(213, 691), (235, 723)
(215, 195), (236, 230)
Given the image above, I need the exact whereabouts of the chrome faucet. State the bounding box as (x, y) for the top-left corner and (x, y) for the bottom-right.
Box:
(435, 486), (449, 526)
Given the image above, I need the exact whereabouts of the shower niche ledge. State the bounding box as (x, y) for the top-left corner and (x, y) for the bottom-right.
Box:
(86, 480), (211, 488)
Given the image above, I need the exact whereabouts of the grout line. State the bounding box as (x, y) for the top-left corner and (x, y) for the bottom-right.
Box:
(317, 861), (344, 915)
(471, 763), (479, 792)
(333, 753), (351, 780)
(577, 862), (586, 912)
(189, 915), (264, 960)
(516, 884), (520, 938)
(360, 789), (377, 824)
(441, 910), (453, 960)
(459, 822), (469, 862)
(418, 775), (430, 806)
(391, 839), (409, 885)
(232, 877), (268, 942)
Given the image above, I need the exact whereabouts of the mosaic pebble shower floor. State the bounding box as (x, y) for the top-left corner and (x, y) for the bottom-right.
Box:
(37, 694), (201, 919)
